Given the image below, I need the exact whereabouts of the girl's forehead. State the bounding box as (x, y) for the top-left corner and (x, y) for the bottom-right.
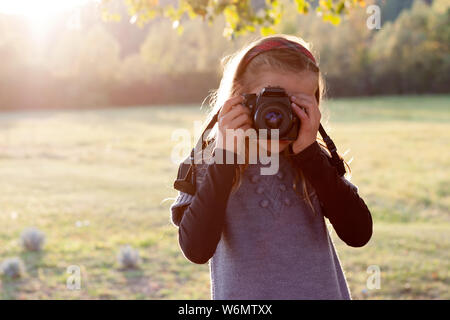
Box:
(247, 70), (318, 96)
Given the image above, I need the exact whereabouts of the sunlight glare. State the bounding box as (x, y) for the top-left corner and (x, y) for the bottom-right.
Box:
(0, 0), (97, 35)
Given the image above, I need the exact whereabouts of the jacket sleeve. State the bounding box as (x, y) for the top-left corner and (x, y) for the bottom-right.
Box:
(291, 141), (373, 247)
(170, 148), (238, 264)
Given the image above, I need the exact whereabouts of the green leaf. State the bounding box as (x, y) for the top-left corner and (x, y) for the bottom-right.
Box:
(223, 6), (239, 29)
(261, 25), (276, 36)
(319, 0), (333, 10)
(336, 1), (345, 14)
(323, 13), (341, 25)
(295, 0), (307, 14)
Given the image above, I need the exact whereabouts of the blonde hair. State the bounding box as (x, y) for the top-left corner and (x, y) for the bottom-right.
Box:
(201, 34), (351, 213)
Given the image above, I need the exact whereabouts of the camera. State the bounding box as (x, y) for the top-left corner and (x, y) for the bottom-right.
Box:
(242, 86), (299, 141)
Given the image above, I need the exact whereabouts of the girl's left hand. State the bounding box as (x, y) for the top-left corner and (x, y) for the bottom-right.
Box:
(289, 93), (321, 154)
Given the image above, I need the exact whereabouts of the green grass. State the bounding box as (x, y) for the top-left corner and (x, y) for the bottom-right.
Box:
(0, 94), (449, 299)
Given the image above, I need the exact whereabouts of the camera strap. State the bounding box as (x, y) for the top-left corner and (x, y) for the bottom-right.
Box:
(173, 111), (219, 195)
(318, 124), (346, 176)
(174, 111), (346, 195)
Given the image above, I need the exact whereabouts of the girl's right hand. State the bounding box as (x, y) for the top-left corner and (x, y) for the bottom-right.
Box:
(215, 95), (252, 155)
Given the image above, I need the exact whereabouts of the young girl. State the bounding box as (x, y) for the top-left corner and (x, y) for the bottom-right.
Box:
(170, 34), (373, 300)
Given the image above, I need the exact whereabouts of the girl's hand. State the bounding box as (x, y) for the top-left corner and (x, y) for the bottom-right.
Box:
(289, 93), (321, 154)
(215, 95), (252, 155)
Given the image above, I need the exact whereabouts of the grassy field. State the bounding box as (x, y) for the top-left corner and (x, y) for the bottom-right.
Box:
(0, 95), (449, 299)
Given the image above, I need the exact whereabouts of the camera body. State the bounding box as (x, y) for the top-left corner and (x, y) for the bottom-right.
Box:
(242, 86), (299, 141)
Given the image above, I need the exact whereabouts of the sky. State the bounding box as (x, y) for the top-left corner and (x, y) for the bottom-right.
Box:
(0, 0), (96, 18)
(0, 0), (99, 35)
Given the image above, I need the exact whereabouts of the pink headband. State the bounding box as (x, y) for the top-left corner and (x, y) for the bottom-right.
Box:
(241, 38), (317, 69)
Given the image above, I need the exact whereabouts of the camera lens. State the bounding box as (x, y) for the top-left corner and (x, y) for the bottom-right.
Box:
(264, 111), (283, 129)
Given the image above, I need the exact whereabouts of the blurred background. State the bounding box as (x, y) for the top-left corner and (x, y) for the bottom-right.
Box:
(0, 0), (448, 110)
(0, 0), (449, 299)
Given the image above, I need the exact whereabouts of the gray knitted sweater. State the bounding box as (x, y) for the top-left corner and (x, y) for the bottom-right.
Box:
(171, 150), (354, 300)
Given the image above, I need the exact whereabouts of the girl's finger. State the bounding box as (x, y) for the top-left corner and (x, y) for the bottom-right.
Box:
(229, 113), (252, 130)
(219, 95), (245, 118)
(291, 96), (319, 123)
(291, 97), (314, 114)
(221, 104), (250, 123)
(291, 102), (309, 123)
